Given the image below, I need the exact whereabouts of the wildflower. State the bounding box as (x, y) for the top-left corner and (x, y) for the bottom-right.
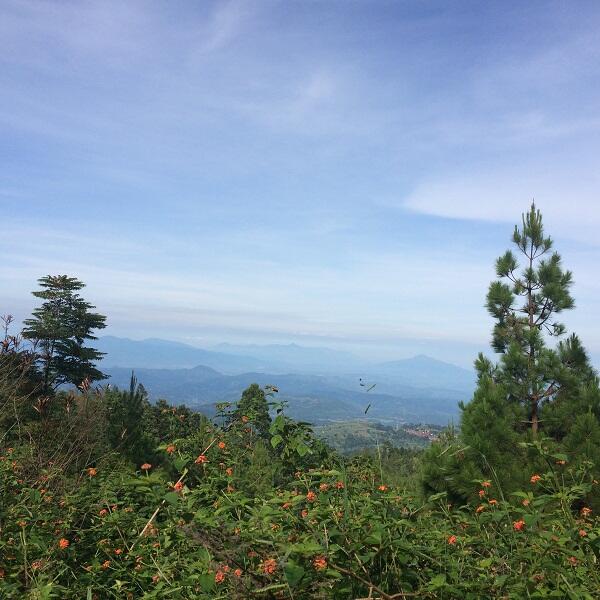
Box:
(218, 441), (226, 450)
(248, 550), (258, 558)
(556, 459), (566, 465)
(579, 529), (587, 537)
(581, 507), (592, 518)
(152, 574), (160, 583)
(31, 560), (43, 570)
(513, 519), (526, 531)
(447, 535), (457, 545)
(140, 463), (152, 471)
(319, 483), (330, 492)
(241, 415), (249, 423)
(215, 570), (226, 584)
(530, 474), (541, 484)
(222, 565), (230, 573)
(99, 509), (108, 517)
(165, 444), (176, 454)
(114, 548), (123, 555)
(226, 484), (235, 493)
(271, 523), (279, 531)
(478, 489), (486, 498)
(17, 520), (26, 527)
(568, 556), (578, 566)
(195, 454), (208, 464)
(306, 491), (317, 503)
(101, 560), (111, 570)
(475, 505), (485, 514)
(488, 499), (498, 506)
(335, 481), (345, 489)
(58, 538), (70, 549)
(482, 480), (491, 488)
(173, 481), (184, 492)
(234, 568), (242, 577)
(378, 485), (388, 492)
(282, 502), (292, 509)
(301, 509), (309, 518)
(225, 467), (233, 476)
(87, 468), (97, 477)
(262, 558), (277, 575)
(313, 555), (328, 570)
(522, 499), (530, 507)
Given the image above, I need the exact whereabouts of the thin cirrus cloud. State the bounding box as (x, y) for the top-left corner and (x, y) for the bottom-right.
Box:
(1, 1), (600, 366)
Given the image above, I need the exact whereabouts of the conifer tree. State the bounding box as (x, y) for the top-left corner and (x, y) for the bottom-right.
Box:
(22, 275), (107, 392)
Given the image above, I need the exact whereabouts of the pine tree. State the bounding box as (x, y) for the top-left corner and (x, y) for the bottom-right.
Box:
(22, 275), (107, 392)
(484, 203), (584, 434)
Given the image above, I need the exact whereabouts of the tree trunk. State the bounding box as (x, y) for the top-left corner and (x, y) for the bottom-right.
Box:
(531, 399), (538, 436)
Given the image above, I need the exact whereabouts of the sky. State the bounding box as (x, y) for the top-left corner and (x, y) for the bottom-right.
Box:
(1, 0), (600, 368)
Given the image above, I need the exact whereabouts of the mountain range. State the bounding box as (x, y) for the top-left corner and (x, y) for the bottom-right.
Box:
(97, 336), (476, 426)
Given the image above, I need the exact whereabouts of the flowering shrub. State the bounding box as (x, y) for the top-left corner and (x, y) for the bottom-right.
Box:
(1, 427), (599, 599)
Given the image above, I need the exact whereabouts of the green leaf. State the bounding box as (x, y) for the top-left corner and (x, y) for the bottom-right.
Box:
(271, 434), (283, 448)
(284, 561), (305, 587)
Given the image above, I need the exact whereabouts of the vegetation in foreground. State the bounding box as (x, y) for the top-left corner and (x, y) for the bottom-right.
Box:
(1, 204), (600, 599)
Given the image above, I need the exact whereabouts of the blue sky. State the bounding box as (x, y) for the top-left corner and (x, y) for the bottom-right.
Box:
(2, 1), (600, 367)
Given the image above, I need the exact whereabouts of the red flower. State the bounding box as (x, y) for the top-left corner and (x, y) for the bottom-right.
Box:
(513, 519), (526, 531)
(447, 535), (457, 545)
(319, 483), (330, 492)
(234, 568), (242, 577)
(87, 468), (97, 477)
(378, 485), (388, 492)
(579, 529), (587, 537)
(165, 444), (176, 454)
(195, 454), (208, 464)
(335, 481), (345, 489)
(215, 570), (225, 584)
(306, 491), (317, 503)
(173, 481), (184, 492)
(313, 555), (327, 570)
(488, 499), (498, 506)
(478, 489), (485, 498)
(580, 507), (592, 518)
(262, 558), (277, 575)
(530, 474), (541, 484)
(58, 538), (69, 549)
(140, 463), (152, 471)
(481, 480), (491, 488)
(218, 441), (226, 450)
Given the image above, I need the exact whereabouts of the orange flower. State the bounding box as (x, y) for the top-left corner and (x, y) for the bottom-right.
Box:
(581, 507), (592, 518)
(218, 441), (226, 450)
(475, 505), (485, 514)
(478, 489), (486, 498)
(313, 555), (328, 570)
(530, 474), (541, 484)
(165, 444), (176, 454)
(152, 574), (160, 583)
(241, 416), (249, 423)
(579, 529), (587, 537)
(378, 485), (388, 492)
(234, 568), (242, 577)
(481, 480), (491, 488)
(195, 454), (208, 464)
(87, 468), (97, 477)
(99, 509), (108, 517)
(225, 467), (233, 476)
(513, 519), (526, 531)
(114, 548), (122, 555)
(301, 509), (309, 518)
(306, 491), (317, 503)
(31, 560), (42, 570)
(568, 556), (578, 566)
(262, 558), (277, 575)
(556, 459), (566, 465)
(17, 520), (26, 527)
(522, 498), (530, 507)
(319, 483), (330, 492)
(58, 538), (69, 549)
(101, 560), (111, 570)
(215, 570), (225, 584)
(488, 499), (498, 506)
(173, 481), (184, 492)
(447, 535), (457, 545)
(282, 502), (292, 509)
(140, 463), (152, 471)
(335, 481), (345, 489)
